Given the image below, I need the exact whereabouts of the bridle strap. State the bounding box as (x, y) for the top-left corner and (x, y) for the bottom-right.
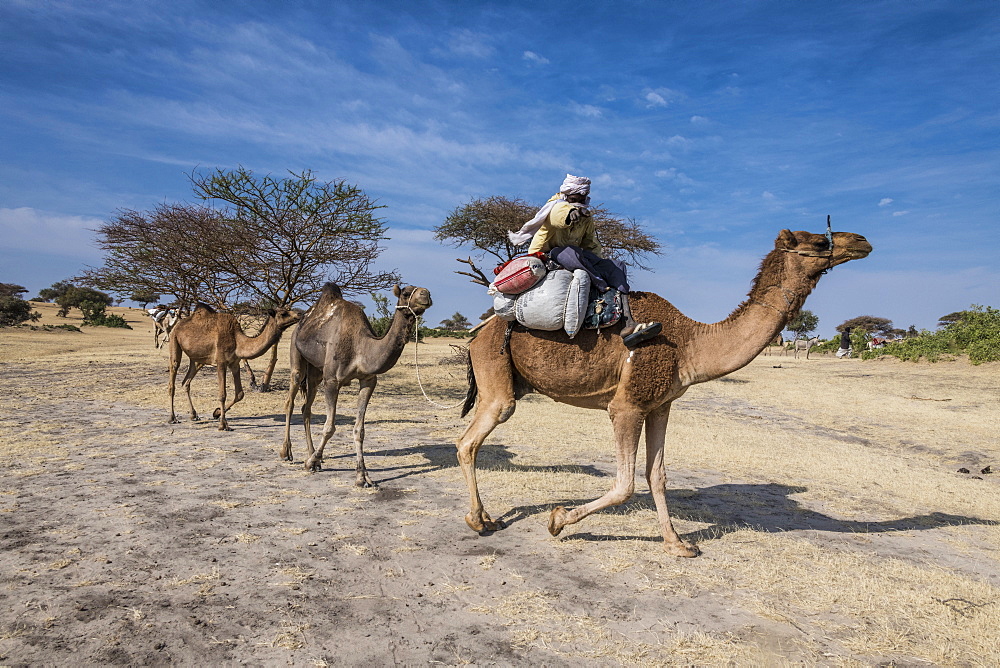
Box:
(781, 215), (835, 273)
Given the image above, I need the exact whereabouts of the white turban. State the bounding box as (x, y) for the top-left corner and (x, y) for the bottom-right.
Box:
(507, 174), (592, 246)
(559, 174), (591, 197)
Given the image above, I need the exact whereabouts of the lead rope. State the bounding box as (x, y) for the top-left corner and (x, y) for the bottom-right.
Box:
(402, 308), (466, 410)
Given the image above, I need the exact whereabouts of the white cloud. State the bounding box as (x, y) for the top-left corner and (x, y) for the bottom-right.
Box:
(0, 207), (102, 259)
(690, 115), (709, 124)
(762, 191), (777, 201)
(570, 102), (602, 118)
(448, 30), (494, 59)
(645, 91), (668, 107)
(878, 197), (893, 206)
(523, 50), (549, 65)
(892, 210), (910, 217)
(654, 168), (695, 186)
(642, 87), (681, 108)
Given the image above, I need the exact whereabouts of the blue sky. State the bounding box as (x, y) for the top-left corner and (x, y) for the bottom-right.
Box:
(1, 0), (997, 334)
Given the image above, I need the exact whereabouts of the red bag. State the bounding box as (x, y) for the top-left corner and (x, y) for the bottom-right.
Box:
(492, 253), (548, 295)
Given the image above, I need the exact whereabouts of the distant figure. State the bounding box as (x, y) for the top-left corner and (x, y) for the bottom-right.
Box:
(836, 327), (853, 358)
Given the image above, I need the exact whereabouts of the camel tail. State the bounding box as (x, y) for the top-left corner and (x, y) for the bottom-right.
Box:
(460, 354), (478, 417)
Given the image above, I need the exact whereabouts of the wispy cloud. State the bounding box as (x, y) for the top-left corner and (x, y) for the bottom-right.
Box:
(878, 197), (894, 206)
(522, 50), (549, 65)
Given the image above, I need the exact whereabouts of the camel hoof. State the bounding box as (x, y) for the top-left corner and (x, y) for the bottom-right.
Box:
(213, 408), (221, 419)
(168, 418), (180, 425)
(218, 425), (233, 432)
(305, 459), (322, 472)
(466, 513), (504, 533)
(664, 540), (700, 558)
(548, 506), (569, 536)
(356, 479), (378, 489)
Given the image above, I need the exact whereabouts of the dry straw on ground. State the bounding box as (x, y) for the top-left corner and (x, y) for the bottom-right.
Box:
(1, 302), (998, 665)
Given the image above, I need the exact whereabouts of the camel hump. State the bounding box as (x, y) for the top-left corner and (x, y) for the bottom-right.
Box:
(193, 302), (217, 314)
(313, 283), (344, 308)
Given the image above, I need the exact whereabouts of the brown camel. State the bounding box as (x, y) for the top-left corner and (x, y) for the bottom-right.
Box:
(280, 283), (433, 487)
(168, 304), (302, 431)
(457, 228), (871, 557)
(762, 333), (784, 356)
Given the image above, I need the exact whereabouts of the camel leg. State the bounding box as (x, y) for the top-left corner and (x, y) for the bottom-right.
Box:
(350, 377), (377, 488)
(299, 366), (323, 467)
(643, 404), (699, 557)
(216, 359), (232, 431)
(548, 401), (643, 537)
(280, 352), (306, 461)
(214, 361), (245, 419)
(305, 374), (340, 472)
(167, 341), (183, 424)
(456, 352), (517, 533)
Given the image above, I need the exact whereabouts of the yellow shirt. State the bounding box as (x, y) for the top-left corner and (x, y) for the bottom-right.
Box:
(527, 196), (604, 257)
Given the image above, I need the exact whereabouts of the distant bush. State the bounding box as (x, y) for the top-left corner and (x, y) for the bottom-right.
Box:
(0, 296), (41, 327)
(862, 305), (1000, 364)
(79, 301), (132, 329)
(418, 326), (473, 339)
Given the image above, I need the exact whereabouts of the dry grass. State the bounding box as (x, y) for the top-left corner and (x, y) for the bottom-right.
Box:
(2, 302), (998, 665)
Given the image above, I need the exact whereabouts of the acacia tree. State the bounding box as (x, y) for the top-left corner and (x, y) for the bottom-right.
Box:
(434, 195), (662, 286)
(837, 315), (894, 336)
(81, 167), (400, 390)
(785, 309), (819, 340)
(439, 312), (471, 330)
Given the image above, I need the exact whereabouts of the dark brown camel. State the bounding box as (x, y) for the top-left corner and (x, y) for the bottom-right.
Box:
(280, 283), (432, 487)
(457, 229), (872, 556)
(168, 304), (301, 430)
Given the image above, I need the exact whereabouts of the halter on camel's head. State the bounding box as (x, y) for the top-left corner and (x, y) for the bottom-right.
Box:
(780, 215), (836, 273)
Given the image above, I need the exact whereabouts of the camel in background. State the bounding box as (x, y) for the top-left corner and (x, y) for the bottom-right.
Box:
(457, 228), (871, 557)
(280, 283), (432, 487)
(168, 304), (301, 430)
(763, 333), (784, 356)
(148, 307), (180, 349)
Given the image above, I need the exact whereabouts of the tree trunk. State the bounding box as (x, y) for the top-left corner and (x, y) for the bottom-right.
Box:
(258, 343), (279, 392)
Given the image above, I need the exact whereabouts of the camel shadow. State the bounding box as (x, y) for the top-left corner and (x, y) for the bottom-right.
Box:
(496, 482), (995, 543)
(258, 413), (427, 427)
(274, 439), (610, 486)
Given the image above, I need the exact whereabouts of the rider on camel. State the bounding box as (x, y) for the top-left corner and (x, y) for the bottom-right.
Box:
(508, 174), (661, 348)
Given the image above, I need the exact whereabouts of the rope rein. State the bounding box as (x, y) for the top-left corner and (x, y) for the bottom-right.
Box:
(400, 302), (466, 410)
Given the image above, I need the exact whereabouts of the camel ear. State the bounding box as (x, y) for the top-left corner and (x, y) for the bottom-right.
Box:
(392, 284), (402, 298)
(776, 229), (797, 249)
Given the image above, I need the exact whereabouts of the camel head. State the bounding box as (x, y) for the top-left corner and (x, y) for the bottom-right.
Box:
(775, 229), (872, 275)
(268, 307), (303, 331)
(392, 284), (433, 316)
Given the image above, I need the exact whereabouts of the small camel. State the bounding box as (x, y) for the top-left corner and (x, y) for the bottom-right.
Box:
(457, 228), (871, 557)
(791, 335), (820, 359)
(168, 304), (301, 430)
(762, 333), (784, 356)
(280, 283), (433, 487)
(148, 307), (180, 349)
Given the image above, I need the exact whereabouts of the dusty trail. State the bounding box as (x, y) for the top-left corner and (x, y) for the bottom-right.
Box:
(2, 308), (998, 664)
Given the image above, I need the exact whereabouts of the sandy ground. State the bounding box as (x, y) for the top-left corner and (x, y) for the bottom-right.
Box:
(1, 304), (998, 666)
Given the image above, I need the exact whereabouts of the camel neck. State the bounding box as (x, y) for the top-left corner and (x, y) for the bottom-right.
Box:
(362, 307), (417, 375)
(680, 250), (818, 384)
(234, 317), (283, 360)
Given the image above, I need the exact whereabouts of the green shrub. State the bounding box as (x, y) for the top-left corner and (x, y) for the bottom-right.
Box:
(864, 305), (999, 364)
(79, 301), (132, 329)
(0, 296), (41, 327)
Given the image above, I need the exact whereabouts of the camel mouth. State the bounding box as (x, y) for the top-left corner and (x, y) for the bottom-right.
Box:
(832, 234), (872, 263)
